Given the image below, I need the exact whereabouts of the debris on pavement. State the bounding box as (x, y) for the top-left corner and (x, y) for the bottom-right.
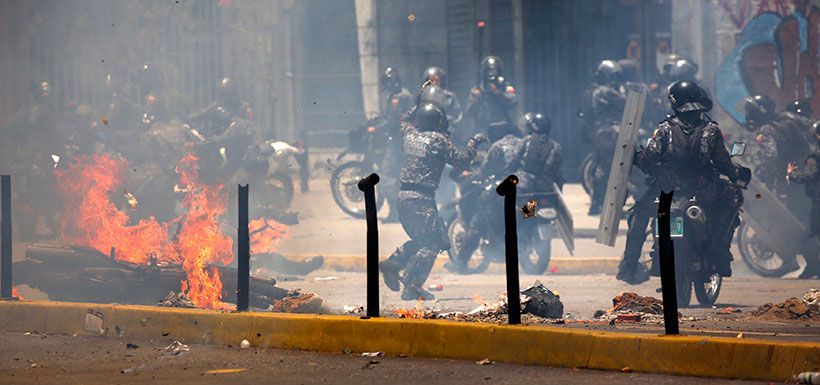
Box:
(240, 339), (250, 349)
(157, 291), (195, 308)
(521, 199), (537, 219)
(164, 341), (190, 356)
(804, 288), (819, 307)
(615, 314), (641, 323)
(362, 360), (380, 369)
(125, 342), (139, 349)
(476, 358), (494, 366)
(608, 292), (663, 315)
(797, 371), (820, 384)
(521, 281), (563, 318)
(427, 283), (444, 292)
(361, 352), (384, 357)
(83, 310), (104, 335)
(753, 292), (820, 321)
(269, 290), (324, 314)
(313, 276), (338, 281)
(121, 367), (134, 374)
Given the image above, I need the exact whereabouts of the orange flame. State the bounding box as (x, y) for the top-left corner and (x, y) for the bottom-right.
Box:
(57, 153), (237, 310)
(164, 154), (234, 310)
(249, 217), (289, 254)
(56, 154), (169, 264)
(394, 300), (428, 319)
(11, 287), (24, 301)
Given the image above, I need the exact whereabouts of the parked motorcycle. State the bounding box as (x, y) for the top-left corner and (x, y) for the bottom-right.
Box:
(329, 118), (389, 219)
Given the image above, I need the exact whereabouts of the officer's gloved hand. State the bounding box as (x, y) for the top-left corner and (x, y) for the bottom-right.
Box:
(469, 133), (489, 146)
(735, 165), (752, 185)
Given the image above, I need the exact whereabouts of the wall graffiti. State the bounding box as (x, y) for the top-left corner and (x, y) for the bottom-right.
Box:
(715, 4), (820, 123)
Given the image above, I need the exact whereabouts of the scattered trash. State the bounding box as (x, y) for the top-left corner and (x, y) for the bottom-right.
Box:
(521, 199), (537, 219)
(592, 309), (606, 318)
(361, 352), (384, 357)
(476, 358), (494, 366)
(521, 281), (563, 319)
(240, 339), (250, 349)
(804, 288), (819, 307)
(609, 292), (663, 315)
(204, 368), (247, 375)
(427, 284), (444, 292)
(164, 341), (190, 356)
(157, 291), (195, 308)
(83, 310), (105, 335)
(736, 332), (744, 339)
(269, 291), (324, 314)
(797, 371), (820, 384)
(620, 367), (632, 373)
(30, 363), (37, 368)
(125, 342), (139, 349)
(549, 266), (558, 274)
(313, 276), (338, 281)
(342, 305), (364, 314)
(51, 154), (60, 168)
(121, 368), (134, 374)
(719, 306), (741, 314)
(343, 348), (352, 355)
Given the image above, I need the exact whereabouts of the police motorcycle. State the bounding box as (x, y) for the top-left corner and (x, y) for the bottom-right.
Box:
(329, 115), (389, 219)
(645, 142), (748, 307)
(445, 173), (561, 275)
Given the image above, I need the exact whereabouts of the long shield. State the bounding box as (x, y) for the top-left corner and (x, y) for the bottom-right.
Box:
(596, 90), (647, 246)
(742, 179), (819, 260)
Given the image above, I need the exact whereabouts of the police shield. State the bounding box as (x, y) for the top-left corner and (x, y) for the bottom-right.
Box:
(546, 182), (574, 254)
(595, 90), (647, 246)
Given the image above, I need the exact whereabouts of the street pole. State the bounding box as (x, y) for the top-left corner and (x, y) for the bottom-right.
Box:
(658, 190), (679, 335)
(358, 173), (380, 318)
(1, 175), (12, 300)
(237, 184), (250, 312)
(496, 174), (521, 325)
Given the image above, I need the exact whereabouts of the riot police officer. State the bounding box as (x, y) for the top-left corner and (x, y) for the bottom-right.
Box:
(465, 56), (518, 139)
(755, 99), (813, 192)
(629, 81), (750, 278)
(787, 122), (820, 279)
(743, 95), (776, 133)
(517, 112), (563, 193)
(379, 103), (485, 300)
(380, 66), (415, 221)
(586, 59), (625, 215)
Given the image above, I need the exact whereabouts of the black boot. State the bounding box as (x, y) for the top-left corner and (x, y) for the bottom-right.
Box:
(616, 258), (650, 284)
(379, 259), (401, 292)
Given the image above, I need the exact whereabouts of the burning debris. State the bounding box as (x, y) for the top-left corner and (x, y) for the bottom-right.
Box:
(521, 282), (563, 319)
(51, 153), (297, 310)
(753, 289), (820, 321)
(157, 291), (194, 308)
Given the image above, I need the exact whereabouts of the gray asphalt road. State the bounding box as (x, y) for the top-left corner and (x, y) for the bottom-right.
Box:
(0, 331), (769, 385)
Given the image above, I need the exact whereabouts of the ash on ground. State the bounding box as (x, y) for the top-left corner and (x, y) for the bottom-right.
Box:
(157, 291), (194, 308)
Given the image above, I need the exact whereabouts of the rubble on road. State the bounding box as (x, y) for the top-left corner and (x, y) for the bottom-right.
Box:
(164, 341), (189, 356)
(608, 292), (663, 315)
(157, 291), (194, 308)
(753, 289), (820, 321)
(521, 281), (563, 319)
(269, 289), (324, 314)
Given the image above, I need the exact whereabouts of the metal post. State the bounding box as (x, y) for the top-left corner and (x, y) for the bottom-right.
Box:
(1, 175), (12, 300)
(357, 173), (380, 318)
(496, 175), (521, 325)
(658, 190), (679, 335)
(237, 184), (250, 312)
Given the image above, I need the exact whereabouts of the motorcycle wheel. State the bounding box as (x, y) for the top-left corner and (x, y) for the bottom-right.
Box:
(330, 161), (385, 219)
(264, 171), (295, 211)
(519, 236), (550, 275)
(694, 273), (722, 306)
(736, 222), (800, 277)
(581, 153), (596, 195)
(446, 215), (490, 274)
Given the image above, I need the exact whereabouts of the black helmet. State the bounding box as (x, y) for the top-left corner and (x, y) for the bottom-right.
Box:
(517, 112), (551, 135)
(419, 85), (449, 112)
(666, 58), (699, 82)
(668, 81), (710, 113)
(786, 99), (813, 117)
(381, 66), (402, 93)
(481, 56), (504, 79)
(423, 66), (447, 86)
(617, 59), (639, 83)
(415, 103), (448, 132)
(217, 76), (240, 108)
(744, 95), (775, 126)
(594, 60), (622, 85)
(661, 53), (682, 79)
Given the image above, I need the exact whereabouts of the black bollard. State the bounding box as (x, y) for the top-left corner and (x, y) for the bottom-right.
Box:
(1, 176), (11, 300)
(496, 174), (521, 325)
(357, 173), (380, 318)
(657, 190), (679, 335)
(237, 184), (250, 312)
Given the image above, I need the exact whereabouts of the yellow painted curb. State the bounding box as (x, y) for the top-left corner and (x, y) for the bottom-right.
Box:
(0, 300), (817, 381)
(288, 254), (619, 275)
